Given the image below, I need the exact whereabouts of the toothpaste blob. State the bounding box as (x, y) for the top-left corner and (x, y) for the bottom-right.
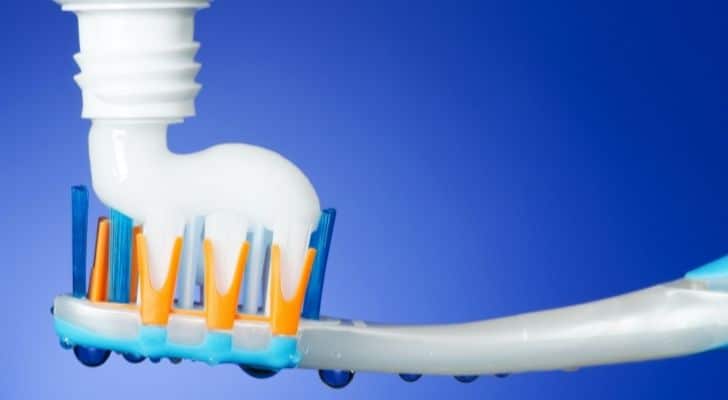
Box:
(89, 120), (321, 300)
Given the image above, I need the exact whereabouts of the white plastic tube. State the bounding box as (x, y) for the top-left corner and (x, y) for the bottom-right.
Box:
(57, 0), (209, 119)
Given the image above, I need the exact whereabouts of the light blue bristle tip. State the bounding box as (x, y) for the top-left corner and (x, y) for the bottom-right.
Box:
(109, 209), (133, 303)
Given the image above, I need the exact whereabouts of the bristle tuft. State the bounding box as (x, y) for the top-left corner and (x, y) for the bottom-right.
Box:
(302, 209), (336, 319)
(71, 186), (89, 298)
(109, 209), (133, 302)
(178, 216), (205, 308)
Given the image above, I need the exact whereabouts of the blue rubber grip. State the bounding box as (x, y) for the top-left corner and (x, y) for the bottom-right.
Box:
(685, 254), (728, 280)
(302, 209), (337, 319)
(71, 186), (89, 298)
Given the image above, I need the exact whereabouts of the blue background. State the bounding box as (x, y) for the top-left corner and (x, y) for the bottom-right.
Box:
(2, 0), (728, 398)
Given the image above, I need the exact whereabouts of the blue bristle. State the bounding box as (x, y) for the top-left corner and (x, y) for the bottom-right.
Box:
(302, 208), (337, 319)
(178, 216), (205, 309)
(71, 186), (89, 298)
(109, 209), (133, 303)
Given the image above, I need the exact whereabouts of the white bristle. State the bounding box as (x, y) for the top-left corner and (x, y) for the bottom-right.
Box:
(273, 222), (312, 301)
(144, 214), (185, 290)
(178, 216), (204, 308)
(242, 224), (269, 314)
(205, 212), (249, 294)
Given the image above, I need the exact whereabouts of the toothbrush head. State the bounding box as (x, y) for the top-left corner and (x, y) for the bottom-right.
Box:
(55, 186), (337, 380)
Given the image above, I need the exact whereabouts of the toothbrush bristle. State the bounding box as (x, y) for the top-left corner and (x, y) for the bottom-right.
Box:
(87, 218), (110, 302)
(302, 209), (337, 319)
(178, 216), (204, 309)
(71, 185), (89, 298)
(204, 213), (248, 296)
(202, 239), (249, 330)
(129, 225), (143, 303)
(241, 225), (271, 314)
(269, 245), (316, 335)
(137, 234), (183, 325)
(109, 209), (133, 303)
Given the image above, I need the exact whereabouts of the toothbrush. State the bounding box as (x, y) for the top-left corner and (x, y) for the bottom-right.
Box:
(52, 0), (728, 389)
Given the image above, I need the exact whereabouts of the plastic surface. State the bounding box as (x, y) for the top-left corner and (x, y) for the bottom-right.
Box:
(57, 278), (728, 377)
(55, 0), (210, 11)
(297, 279), (728, 375)
(54, 0), (210, 119)
(53, 296), (300, 369)
(685, 254), (728, 280)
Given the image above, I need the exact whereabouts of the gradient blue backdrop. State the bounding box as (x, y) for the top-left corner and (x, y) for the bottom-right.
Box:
(2, 1), (728, 398)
